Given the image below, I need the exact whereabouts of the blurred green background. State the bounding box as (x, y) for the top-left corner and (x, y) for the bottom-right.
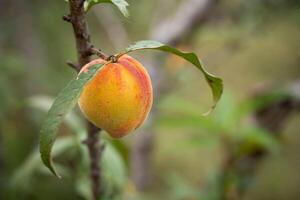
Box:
(1, 0), (300, 199)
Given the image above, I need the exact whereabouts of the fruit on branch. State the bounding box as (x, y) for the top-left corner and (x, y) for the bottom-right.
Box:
(78, 55), (153, 138)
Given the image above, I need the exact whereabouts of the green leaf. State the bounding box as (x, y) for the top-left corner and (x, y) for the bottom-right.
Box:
(39, 63), (104, 178)
(118, 40), (223, 114)
(84, 0), (129, 17)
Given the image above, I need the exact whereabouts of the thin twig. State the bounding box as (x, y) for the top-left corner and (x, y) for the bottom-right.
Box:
(89, 47), (109, 60)
(66, 61), (81, 72)
(66, 0), (103, 199)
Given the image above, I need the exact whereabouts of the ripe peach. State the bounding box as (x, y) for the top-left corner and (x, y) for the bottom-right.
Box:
(78, 55), (153, 138)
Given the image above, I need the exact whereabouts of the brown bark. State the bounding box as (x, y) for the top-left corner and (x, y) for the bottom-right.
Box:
(67, 0), (92, 66)
(65, 1), (102, 199)
(85, 123), (103, 200)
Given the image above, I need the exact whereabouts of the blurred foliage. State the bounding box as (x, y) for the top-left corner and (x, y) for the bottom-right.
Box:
(7, 96), (126, 199)
(1, 0), (300, 199)
(84, 0), (129, 17)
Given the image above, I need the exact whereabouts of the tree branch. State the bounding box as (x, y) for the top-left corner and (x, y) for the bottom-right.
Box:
(150, 0), (217, 45)
(89, 47), (109, 60)
(66, 1), (103, 199)
(68, 0), (92, 66)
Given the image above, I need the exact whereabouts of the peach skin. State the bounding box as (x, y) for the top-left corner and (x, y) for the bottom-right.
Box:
(78, 55), (153, 138)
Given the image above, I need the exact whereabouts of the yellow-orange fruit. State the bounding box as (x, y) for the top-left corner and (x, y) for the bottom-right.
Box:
(78, 55), (153, 138)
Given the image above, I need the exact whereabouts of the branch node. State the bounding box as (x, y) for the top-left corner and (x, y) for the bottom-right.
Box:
(108, 55), (118, 63)
(62, 14), (73, 23)
(66, 61), (81, 72)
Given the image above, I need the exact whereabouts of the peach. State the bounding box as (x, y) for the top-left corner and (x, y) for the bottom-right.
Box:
(78, 55), (153, 138)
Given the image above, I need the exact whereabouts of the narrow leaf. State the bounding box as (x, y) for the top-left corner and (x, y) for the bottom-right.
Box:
(39, 63), (104, 177)
(118, 40), (223, 114)
(84, 0), (129, 17)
